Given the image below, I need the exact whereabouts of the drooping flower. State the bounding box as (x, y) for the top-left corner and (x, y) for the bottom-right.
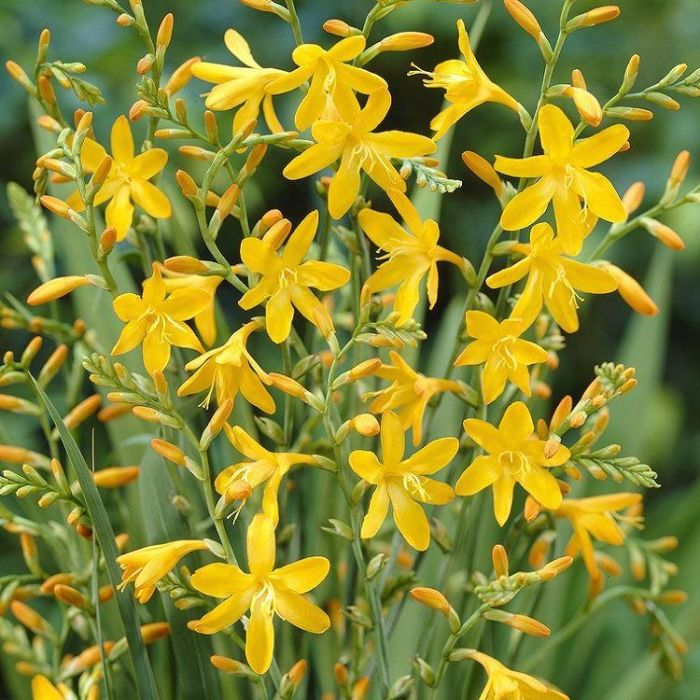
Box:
(349, 412), (457, 551)
(485, 223), (618, 333)
(112, 264), (210, 375)
(455, 310), (548, 404)
(238, 210), (350, 343)
(555, 493), (642, 584)
(283, 89), (436, 219)
(414, 19), (520, 140)
(495, 104), (629, 254)
(159, 265), (223, 347)
(216, 424), (317, 525)
(67, 115), (171, 241)
(188, 514), (330, 674)
(267, 35), (386, 130)
(358, 188), (465, 324)
(191, 29), (287, 133)
(464, 650), (569, 700)
(178, 320), (274, 413)
(116, 540), (208, 603)
(364, 350), (461, 446)
(455, 401), (569, 526)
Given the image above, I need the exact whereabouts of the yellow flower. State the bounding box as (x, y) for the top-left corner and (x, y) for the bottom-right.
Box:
(455, 401), (569, 526)
(112, 264), (210, 375)
(414, 19), (520, 140)
(267, 35), (386, 130)
(495, 104), (629, 254)
(283, 89), (436, 219)
(365, 350), (461, 446)
(486, 223), (618, 333)
(465, 650), (569, 700)
(239, 210), (350, 343)
(116, 539), (208, 603)
(188, 514), (330, 674)
(178, 320), (274, 413)
(191, 29), (286, 133)
(358, 188), (465, 324)
(31, 676), (65, 700)
(216, 424), (316, 525)
(455, 311), (548, 404)
(67, 115), (171, 241)
(159, 265), (223, 346)
(349, 411), (457, 551)
(555, 493), (642, 584)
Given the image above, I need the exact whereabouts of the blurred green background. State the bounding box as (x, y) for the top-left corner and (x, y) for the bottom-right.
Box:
(1, 1), (699, 698)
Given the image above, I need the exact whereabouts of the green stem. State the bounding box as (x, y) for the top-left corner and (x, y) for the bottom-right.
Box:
(284, 0), (304, 46)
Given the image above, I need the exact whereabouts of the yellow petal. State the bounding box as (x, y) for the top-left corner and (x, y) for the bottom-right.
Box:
(519, 467), (562, 510)
(486, 257), (531, 289)
(388, 483), (430, 551)
(386, 188), (423, 236)
(571, 124), (629, 168)
(574, 170), (626, 223)
(224, 28), (260, 68)
(31, 675), (64, 700)
(493, 474), (516, 526)
(498, 401), (534, 442)
(538, 104), (574, 161)
(401, 437), (459, 475)
(481, 361), (509, 404)
(500, 176), (556, 231)
(296, 261), (350, 291)
(328, 151), (361, 219)
(266, 288), (294, 344)
(361, 484), (390, 538)
(113, 292), (144, 321)
(105, 184), (134, 241)
(284, 143), (342, 180)
(463, 418), (503, 454)
(272, 556), (329, 594)
(465, 310), (501, 340)
(455, 455), (500, 496)
(349, 450), (384, 484)
(247, 513), (275, 575)
(381, 411), (405, 466)
(131, 148), (168, 179)
(246, 593), (275, 674)
(143, 326), (172, 375)
(189, 588), (254, 635)
(328, 34), (366, 61)
(111, 317), (147, 356)
(494, 154), (549, 178)
(111, 114), (134, 164)
(190, 563), (252, 596)
(560, 259), (617, 294)
(273, 588), (330, 633)
(282, 210), (319, 268)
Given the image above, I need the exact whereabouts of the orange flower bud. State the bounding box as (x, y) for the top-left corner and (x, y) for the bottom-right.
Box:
(141, 622), (171, 644)
(642, 219), (685, 251)
(40, 195), (70, 218)
(504, 0), (542, 39)
(93, 466), (140, 488)
(601, 263), (659, 316)
(622, 182), (645, 215)
(151, 438), (186, 465)
(53, 584), (89, 608)
(492, 544), (509, 577)
(165, 56), (201, 96)
(323, 19), (354, 37)
(63, 394), (101, 430)
(28, 276), (91, 305)
(210, 655), (248, 673)
(461, 151), (503, 196)
(10, 601), (52, 635)
(569, 5), (620, 29)
(349, 413), (380, 437)
(410, 587), (450, 614)
(157, 13), (174, 50)
(379, 32), (434, 52)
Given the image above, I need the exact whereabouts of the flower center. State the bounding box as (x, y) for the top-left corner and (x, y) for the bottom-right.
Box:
(493, 336), (518, 371)
(401, 473), (428, 500)
(278, 267), (298, 289)
(498, 450), (529, 476)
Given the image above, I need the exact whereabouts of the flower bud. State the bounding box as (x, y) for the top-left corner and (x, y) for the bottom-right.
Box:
(461, 151), (503, 197)
(568, 5), (620, 30)
(53, 584), (89, 609)
(600, 263), (659, 316)
(210, 655), (251, 675)
(410, 587), (451, 615)
(323, 19), (356, 37)
(151, 438), (186, 465)
(61, 394), (101, 431)
(622, 182), (645, 215)
(504, 0), (541, 39)
(492, 544), (509, 577)
(141, 622), (171, 644)
(157, 13), (174, 51)
(93, 466), (140, 488)
(641, 218), (685, 251)
(28, 276), (91, 305)
(539, 556), (573, 581)
(165, 57), (201, 96)
(379, 32), (434, 52)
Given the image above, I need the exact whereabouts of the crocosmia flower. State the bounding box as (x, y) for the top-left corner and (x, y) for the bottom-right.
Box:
(495, 104), (629, 254)
(456, 401), (569, 525)
(349, 411), (457, 551)
(359, 188), (466, 324)
(486, 223), (618, 333)
(283, 89), (436, 219)
(188, 514), (330, 675)
(239, 210), (350, 343)
(68, 115), (171, 240)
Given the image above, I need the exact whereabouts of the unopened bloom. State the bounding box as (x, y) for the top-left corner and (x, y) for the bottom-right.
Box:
(284, 89), (435, 219)
(217, 424), (316, 524)
(189, 514), (330, 674)
(414, 19), (520, 140)
(456, 401), (569, 525)
(191, 29), (286, 133)
(116, 540), (208, 603)
(359, 188), (465, 324)
(465, 650), (568, 700)
(267, 35), (386, 130)
(486, 223), (617, 333)
(555, 493), (642, 584)
(239, 210), (350, 343)
(160, 266), (223, 347)
(112, 264), (209, 375)
(455, 311), (548, 403)
(365, 350), (461, 445)
(178, 320), (274, 413)
(68, 115), (171, 240)
(349, 411), (457, 550)
(495, 104), (629, 254)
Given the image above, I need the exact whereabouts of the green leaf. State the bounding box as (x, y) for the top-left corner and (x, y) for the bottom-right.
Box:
(29, 376), (160, 700)
(138, 451), (224, 700)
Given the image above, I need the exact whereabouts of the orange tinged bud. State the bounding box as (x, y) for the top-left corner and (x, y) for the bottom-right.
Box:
(165, 56), (201, 96)
(40, 195), (70, 218)
(97, 403), (131, 422)
(492, 544), (509, 577)
(622, 182), (645, 215)
(129, 100), (149, 121)
(37, 75), (56, 105)
(157, 13), (174, 50)
(225, 479), (253, 502)
(176, 169), (198, 197)
(352, 677), (370, 700)
(211, 655), (247, 674)
(504, 0), (541, 39)
(601, 263), (659, 316)
(539, 556), (574, 581)
(93, 466), (140, 488)
(349, 413), (380, 437)
(379, 32), (434, 52)
(287, 660), (307, 685)
(569, 5), (621, 29)
(668, 150), (691, 189)
(410, 587), (450, 614)
(53, 584), (88, 608)
(41, 573), (75, 594)
(267, 373), (307, 400)
(141, 622), (171, 644)
(63, 394), (101, 430)
(643, 219), (685, 251)
(164, 256), (209, 274)
(324, 20), (354, 37)
(28, 275), (90, 305)
(5, 60), (31, 85)
(10, 601), (51, 635)
(151, 438), (186, 465)
(216, 184), (240, 219)
(462, 151), (503, 196)
(334, 662), (350, 686)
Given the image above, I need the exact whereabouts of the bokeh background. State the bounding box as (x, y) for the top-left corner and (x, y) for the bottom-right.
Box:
(1, 1), (698, 698)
